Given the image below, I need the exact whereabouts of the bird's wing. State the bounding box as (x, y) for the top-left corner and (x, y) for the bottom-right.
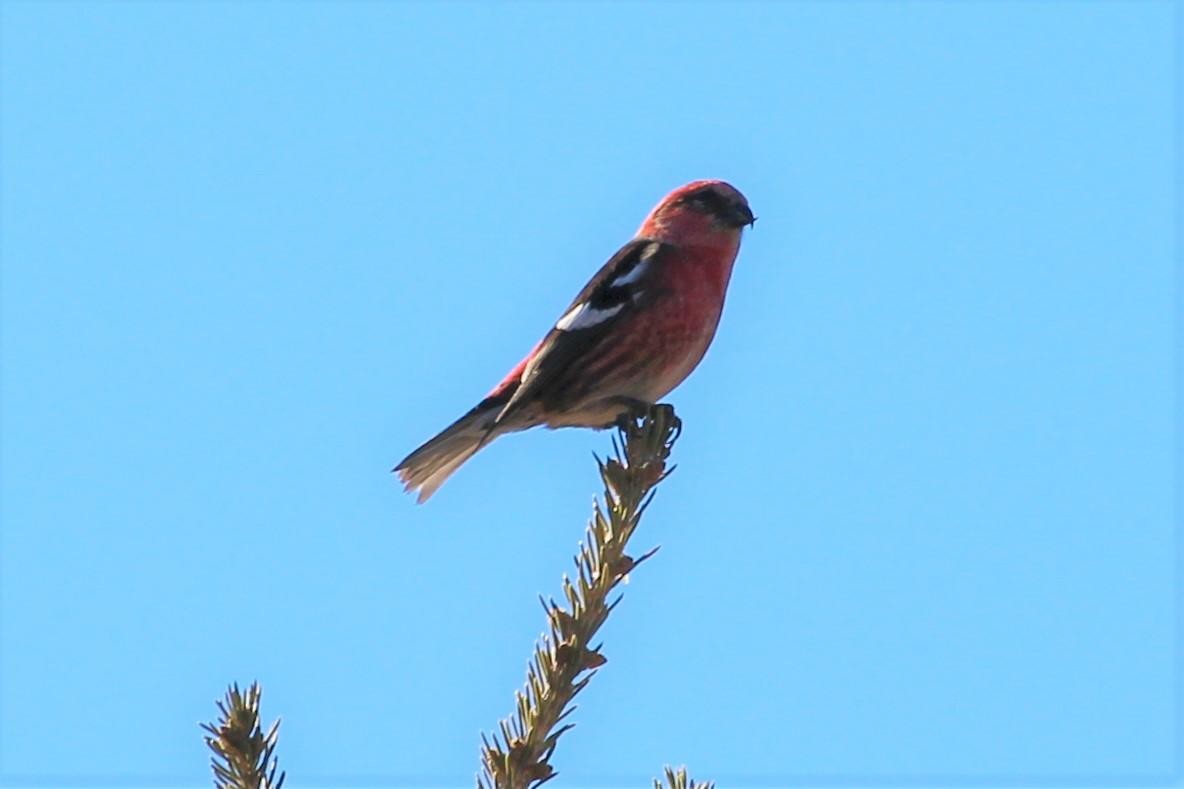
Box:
(495, 238), (673, 424)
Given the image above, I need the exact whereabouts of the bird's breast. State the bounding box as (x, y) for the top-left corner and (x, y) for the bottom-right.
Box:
(629, 273), (728, 402)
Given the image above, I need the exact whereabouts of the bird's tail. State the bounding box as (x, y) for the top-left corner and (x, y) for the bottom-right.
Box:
(394, 399), (504, 503)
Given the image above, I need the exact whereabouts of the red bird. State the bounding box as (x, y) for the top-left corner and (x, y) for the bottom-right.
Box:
(396, 179), (754, 502)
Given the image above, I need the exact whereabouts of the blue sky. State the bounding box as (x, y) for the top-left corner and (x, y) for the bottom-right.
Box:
(0, 1), (1177, 787)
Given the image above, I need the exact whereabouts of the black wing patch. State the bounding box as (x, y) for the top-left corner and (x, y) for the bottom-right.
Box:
(495, 238), (672, 422)
(556, 238), (663, 325)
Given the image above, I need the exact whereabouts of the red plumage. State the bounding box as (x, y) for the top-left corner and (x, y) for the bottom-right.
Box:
(395, 179), (755, 502)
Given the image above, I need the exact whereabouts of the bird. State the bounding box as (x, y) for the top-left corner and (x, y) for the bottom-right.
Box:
(395, 179), (754, 502)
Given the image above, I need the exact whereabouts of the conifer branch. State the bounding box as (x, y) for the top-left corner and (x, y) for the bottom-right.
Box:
(201, 682), (286, 789)
(479, 404), (682, 789)
(654, 766), (714, 789)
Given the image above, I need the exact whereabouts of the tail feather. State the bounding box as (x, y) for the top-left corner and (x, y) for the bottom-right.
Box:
(394, 399), (503, 503)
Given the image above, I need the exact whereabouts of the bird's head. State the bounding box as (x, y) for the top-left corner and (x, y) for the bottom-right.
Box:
(638, 180), (755, 248)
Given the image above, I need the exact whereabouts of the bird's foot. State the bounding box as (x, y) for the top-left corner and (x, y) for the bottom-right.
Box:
(607, 400), (680, 437)
(607, 398), (654, 430)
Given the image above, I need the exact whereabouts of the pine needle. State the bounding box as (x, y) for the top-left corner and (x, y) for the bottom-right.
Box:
(201, 682), (285, 789)
(654, 765), (715, 789)
(478, 404), (682, 789)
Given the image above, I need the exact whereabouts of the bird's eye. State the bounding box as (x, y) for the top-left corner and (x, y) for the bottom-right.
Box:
(688, 191), (724, 214)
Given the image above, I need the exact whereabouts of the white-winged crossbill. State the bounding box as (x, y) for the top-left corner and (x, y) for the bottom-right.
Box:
(395, 179), (754, 502)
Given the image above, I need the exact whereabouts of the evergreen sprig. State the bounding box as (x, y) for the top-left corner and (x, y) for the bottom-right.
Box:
(201, 682), (285, 789)
(479, 404), (682, 789)
(655, 766), (715, 789)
